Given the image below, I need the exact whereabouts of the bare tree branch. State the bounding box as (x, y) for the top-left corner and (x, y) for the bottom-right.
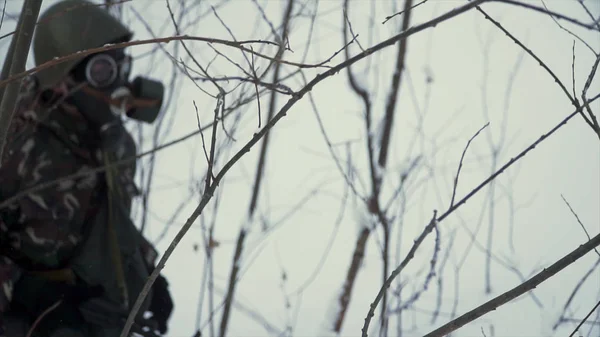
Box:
(382, 0), (428, 25)
(219, 1), (295, 335)
(0, 0), (42, 160)
(495, 0), (600, 30)
(378, 0), (413, 169)
(561, 194), (600, 257)
(569, 298), (600, 337)
(361, 93), (600, 336)
(450, 123), (489, 207)
(425, 233), (600, 337)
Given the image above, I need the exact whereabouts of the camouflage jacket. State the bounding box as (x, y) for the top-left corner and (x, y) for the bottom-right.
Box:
(0, 81), (158, 335)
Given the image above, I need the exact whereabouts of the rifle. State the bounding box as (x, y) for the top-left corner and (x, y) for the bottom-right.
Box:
(78, 299), (161, 337)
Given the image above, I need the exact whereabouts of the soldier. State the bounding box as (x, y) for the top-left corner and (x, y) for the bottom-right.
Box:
(0, 0), (173, 336)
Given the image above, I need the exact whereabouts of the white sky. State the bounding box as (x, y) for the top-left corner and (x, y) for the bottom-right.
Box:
(2, 0), (600, 336)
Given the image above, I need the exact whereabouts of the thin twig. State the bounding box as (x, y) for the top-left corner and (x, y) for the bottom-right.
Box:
(362, 211), (438, 337)
(393, 224), (441, 312)
(0, 0), (7, 35)
(343, 9), (364, 52)
(568, 297), (600, 336)
(561, 194), (600, 257)
(572, 41), (578, 100)
(382, 0), (428, 25)
(193, 100), (211, 166)
(0, 35), (282, 91)
(251, 47), (262, 128)
(553, 257), (600, 331)
(581, 54), (600, 138)
(540, 0), (597, 55)
(577, 0), (600, 30)
(450, 123), (489, 207)
(440, 93), (599, 225)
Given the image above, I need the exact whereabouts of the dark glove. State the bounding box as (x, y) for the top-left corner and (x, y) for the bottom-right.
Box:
(11, 273), (104, 322)
(148, 274), (173, 334)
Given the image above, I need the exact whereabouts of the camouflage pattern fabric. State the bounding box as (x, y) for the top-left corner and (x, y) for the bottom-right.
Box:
(0, 79), (158, 336)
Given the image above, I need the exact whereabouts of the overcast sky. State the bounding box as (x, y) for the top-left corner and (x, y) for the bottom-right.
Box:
(2, 0), (600, 336)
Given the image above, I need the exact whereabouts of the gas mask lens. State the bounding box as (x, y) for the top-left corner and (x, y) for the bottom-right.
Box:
(84, 53), (132, 89)
(85, 54), (117, 88)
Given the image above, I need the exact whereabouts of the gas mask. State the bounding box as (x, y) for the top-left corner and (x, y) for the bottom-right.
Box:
(68, 49), (164, 126)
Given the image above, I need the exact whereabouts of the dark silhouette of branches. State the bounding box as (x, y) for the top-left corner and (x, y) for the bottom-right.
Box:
(120, 1), (501, 335)
(362, 93), (600, 336)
